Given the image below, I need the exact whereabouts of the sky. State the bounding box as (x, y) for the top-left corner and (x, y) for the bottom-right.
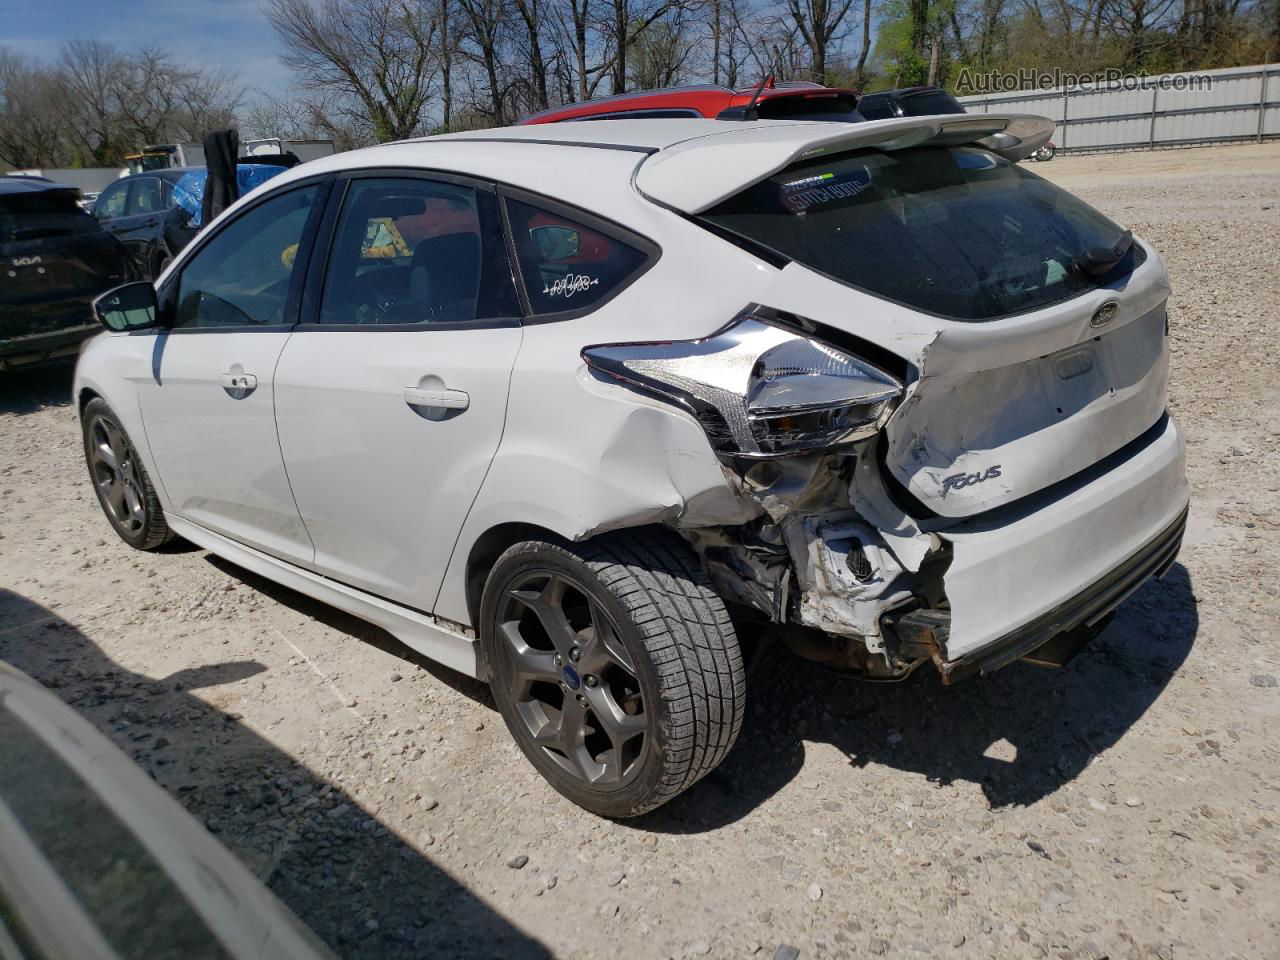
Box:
(0, 0), (292, 102)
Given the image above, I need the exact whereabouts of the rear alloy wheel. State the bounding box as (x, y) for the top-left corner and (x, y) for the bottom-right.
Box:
(82, 397), (173, 550)
(480, 530), (746, 818)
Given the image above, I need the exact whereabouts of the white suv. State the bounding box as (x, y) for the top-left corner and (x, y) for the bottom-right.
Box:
(76, 116), (1189, 817)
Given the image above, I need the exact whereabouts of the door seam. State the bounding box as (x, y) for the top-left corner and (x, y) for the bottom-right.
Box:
(269, 330), (319, 565)
(429, 324), (526, 615)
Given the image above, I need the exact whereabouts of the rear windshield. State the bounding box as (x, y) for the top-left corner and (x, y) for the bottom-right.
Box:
(898, 90), (966, 116)
(757, 95), (861, 122)
(0, 191), (100, 244)
(702, 145), (1144, 320)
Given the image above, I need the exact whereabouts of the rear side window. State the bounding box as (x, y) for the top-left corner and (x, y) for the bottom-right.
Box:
(317, 177), (519, 327)
(505, 198), (651, 315)
(0, 190), (100, 242)
(702, 145), (1145, 321)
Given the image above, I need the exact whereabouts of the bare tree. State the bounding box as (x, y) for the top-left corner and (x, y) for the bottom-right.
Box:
(243, 91), (367, 149)
(457, 0), (511, 123)
(0, 49), (64, 168)
(436, 0), (457, 128)
(605, 0), (687, 94)
(552, 0), (614, 100)
(174, 65), (245, 138)
(512, 0), (553, 112)
(629, 11), (697, 86)
(268, 0), (438, 142)
(54, 40), (125, 166)
(782, 0), (857, 82)
(853, 0), (871, 86)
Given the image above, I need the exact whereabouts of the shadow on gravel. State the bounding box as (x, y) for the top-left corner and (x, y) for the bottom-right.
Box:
(0, 359), (75, 416)
(0, 589), (549, 960)
(641, 562), (1200, 833)
(203, 555), (494, 707)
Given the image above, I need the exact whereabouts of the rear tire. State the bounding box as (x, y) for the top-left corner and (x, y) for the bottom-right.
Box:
(480, 528), (745, 818)
(81, 397), (173, 550)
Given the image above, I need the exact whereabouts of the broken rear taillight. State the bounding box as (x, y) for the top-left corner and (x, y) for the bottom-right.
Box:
(582, 311), (902, 458)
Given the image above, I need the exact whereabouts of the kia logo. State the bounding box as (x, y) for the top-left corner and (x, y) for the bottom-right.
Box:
(1090, 301), (1120, 327)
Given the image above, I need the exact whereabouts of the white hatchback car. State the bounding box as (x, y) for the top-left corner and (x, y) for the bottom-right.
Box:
(76, 116), (1189, 817)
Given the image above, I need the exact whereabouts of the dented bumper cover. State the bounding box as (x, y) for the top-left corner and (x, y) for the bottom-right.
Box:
(936, 499), (1186, 681)
(935, 414), (1187, 665)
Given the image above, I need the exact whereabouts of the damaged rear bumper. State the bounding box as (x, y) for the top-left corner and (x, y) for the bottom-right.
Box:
(888, 414), (1189, 681)
(894, 502), (1187, 683)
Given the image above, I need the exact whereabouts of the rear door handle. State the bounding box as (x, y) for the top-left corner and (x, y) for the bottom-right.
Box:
(220, 371), (257, 398)
(403, 386), (469, 411)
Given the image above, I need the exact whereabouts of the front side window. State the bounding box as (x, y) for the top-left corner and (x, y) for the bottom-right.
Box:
(702, 145), (1144, 320)
(94, 181), (129, 220)
(128, 177), (162, 215)
(505, 199), (651, 315)
(317, 177), (519, 326)
(173, 185), (320, 329)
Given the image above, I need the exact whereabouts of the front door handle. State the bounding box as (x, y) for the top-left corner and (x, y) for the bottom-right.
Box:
(220, 371), (257, 399)
(403, 386), (469, 411)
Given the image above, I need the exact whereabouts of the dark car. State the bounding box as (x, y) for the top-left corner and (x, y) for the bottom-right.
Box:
(92, 169), (196, 280)
(95, 159), (295, 280)
(1, 178), (129, 370)
(521, 81), (969, 128)
(855, 85), (967, 120)
(521, 80), (862, 124)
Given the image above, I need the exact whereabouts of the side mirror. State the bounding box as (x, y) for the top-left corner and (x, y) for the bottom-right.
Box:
(93, 282), (161, 332)
(530, 224), (580, 261)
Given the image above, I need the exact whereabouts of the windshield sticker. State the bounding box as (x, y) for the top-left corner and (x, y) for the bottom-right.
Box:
(543, 274), (599, 299)
(781, 168), (872, 213)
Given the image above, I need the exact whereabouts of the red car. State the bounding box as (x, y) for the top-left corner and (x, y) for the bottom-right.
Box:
(520, 80), (862, 125)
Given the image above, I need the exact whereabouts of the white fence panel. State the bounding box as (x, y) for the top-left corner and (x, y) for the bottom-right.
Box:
(959, 63), (1279, 153)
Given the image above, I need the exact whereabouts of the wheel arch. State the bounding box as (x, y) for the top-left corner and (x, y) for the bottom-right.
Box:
(459, 520), (690, 639)
(461, 521), (569, 635)
(77, 386), (102, 417)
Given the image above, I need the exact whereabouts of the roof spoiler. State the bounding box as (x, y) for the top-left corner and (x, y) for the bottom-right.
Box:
(636, 113), (1057, 213)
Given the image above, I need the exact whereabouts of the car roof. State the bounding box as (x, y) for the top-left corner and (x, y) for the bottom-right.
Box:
(0, 176), (80, 196)
(861, 85), (946, 100)
(116, 168), (195, 182)
(434, 117), (737, 150)
(252, 113), (1054, 221)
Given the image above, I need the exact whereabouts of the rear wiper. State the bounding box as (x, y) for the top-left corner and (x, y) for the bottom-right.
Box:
(1072, 229), (1133, 277)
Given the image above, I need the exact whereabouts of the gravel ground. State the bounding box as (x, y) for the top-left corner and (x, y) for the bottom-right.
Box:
(2, 143), (1278, 960)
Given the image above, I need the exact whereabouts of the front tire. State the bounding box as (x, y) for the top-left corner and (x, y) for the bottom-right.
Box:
(81, 397), (173, 550)
(480, 529), (746, 818)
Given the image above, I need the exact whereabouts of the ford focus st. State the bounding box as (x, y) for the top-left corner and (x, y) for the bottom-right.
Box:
(75, 115), (1189, 817)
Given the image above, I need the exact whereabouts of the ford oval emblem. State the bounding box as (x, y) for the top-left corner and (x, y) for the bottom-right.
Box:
(1090, 300), (1119, 328)
(562, 665), (581, 690)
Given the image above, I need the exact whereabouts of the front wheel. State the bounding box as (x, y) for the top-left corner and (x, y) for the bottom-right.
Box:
(480, 529), (746, 818)
(81, 397), (173, 550)
(1034, 143), (1057, 161)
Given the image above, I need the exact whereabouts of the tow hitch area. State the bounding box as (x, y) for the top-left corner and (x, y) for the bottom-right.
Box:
(881, 607), (1112, 684)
